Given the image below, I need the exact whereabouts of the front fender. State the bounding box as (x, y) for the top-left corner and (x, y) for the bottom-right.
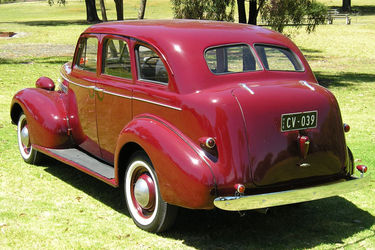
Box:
(115, 115), (217, 209)
(10, 88), (71, 148)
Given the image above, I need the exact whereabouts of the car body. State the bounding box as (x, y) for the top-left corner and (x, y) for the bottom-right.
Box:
(10, 20), (369, 232)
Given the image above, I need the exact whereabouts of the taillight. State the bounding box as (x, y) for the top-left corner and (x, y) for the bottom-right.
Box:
(343, 123), (350, 133)
(356, 165), (367, 173)
(234, 183), (245, 194)
(356, 165), (368, 178)
(198, 137), (218, 160)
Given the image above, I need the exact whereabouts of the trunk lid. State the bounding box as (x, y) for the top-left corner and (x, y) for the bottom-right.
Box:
(232, 81), (347, 187)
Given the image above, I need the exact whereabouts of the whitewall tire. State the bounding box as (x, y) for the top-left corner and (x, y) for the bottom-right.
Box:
(17, 113), (41, 164)
(124, 151), (177, 232)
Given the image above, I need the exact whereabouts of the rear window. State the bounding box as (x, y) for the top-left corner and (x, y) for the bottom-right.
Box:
(205, 44), (261, 74)
(254, 45), (304, 71)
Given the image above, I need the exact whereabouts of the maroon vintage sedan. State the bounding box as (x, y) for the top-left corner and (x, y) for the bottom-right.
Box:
(10, 20), (369, 232)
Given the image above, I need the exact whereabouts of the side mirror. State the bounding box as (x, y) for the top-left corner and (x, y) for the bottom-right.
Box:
(36, 77), (55, 91)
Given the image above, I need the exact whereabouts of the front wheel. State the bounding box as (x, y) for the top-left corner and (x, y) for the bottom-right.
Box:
(17, 113), (42, 164)
(124, 151), (177, 233)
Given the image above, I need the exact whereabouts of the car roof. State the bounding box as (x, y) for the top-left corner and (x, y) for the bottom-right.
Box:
(84, 19), (290, 46)
(83, 20), (313, 94)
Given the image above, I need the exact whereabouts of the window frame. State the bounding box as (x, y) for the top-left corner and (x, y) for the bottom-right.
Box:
(204, 43), (263, 75)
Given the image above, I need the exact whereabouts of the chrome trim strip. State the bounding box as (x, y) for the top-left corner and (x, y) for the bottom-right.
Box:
(214, 175), (370, 211)
(60, 73), (181, 111)
(102, 90), (132, 100)
(240, 83), (255, 95)
(300, 80), (315, 91)
(60, 73), (94, 90)
(133, 97), (182, 111)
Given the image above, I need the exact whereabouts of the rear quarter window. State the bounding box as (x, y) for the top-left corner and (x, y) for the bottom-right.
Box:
(254, 44), (304, 72)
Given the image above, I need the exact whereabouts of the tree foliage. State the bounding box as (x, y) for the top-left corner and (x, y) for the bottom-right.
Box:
(171, 0), (235, 22)
(260, 0), (327, 33)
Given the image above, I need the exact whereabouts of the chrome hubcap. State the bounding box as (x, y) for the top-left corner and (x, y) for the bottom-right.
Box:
(20, 125), (30, 147)
(134, 178), (150, 208)
(134, 173), (155, 209)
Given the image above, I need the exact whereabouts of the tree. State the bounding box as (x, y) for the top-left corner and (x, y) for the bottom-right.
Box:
(100, 0), (108, 22)
(138, 0), (147, 19)
(237, 0), (246, 23)
(48, 0), (100, 23)
(342, 0), (351, 12)
(171, 0), (235, 21)
(114, 0), (124, 20)
(236, 0), (266, 25)
(248, 0), (266, 25)
(85, 0), (100, 22)
(261, 0), (327, 33)
(236, 0), (327, 34)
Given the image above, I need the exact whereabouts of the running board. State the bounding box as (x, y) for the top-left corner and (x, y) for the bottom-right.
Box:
(36, 147), (116, 185)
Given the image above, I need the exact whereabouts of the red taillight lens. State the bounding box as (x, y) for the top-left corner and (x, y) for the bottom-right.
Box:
(343, 123), (350, 133)
(356, 165), (368, 173)
(234, 184), (245, 194)
(198, 137), (216, 149)
(205, 137), (216, 149)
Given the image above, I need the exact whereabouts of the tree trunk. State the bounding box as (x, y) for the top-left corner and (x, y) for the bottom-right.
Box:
(138, 0), (147, 19)
(248, 0), (257, 25)
(342, 0), (351, 12)
(85, 0), (100, 23)
(100, 0), (108, 22)
(114, 0), (124, 20)
(237, 0), (247, 23)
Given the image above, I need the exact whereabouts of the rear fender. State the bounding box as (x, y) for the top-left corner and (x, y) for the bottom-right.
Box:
(10, 88), (71, 148)
(115, 115), (217, 209)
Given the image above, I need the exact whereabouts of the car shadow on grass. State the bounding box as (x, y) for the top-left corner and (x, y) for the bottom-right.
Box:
(165, 197), (375, 249)
(41, 157), (126, 214)
(300, 47), (325, 61)
(40, 157), (374, 249)
(315, 71), (375, 88)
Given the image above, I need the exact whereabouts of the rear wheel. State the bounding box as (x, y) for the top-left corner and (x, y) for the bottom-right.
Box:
(17, 113), (42, 164)
(124, 151), (177, 233)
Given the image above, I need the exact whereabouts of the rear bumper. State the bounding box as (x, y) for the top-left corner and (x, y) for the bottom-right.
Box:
(214, 175), (370, 211)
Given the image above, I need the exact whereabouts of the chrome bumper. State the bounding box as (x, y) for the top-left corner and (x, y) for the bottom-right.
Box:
(214, 176), (370, 211)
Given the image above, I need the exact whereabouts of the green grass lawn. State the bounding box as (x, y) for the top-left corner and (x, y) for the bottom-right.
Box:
(0, 0), (374, 249)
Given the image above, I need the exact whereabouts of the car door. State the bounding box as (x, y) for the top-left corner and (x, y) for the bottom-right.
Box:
(96, 36), (133, 164)
(69, 35), (101, 157)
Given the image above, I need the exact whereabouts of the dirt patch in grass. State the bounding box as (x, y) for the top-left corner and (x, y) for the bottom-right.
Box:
(0, 43), (75, 58)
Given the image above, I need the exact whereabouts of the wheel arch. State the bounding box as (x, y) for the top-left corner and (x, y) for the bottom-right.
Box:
(10, 102), (23, 125)
(114, 115), (217, 209)
(10, 88), (72, 149)
(117, 142), (145, 184)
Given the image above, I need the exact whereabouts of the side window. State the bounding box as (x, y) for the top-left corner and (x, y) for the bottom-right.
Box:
(136, 45), (168, 84)
(102, 39), (132, 79)
(76, 37), (98, 72)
